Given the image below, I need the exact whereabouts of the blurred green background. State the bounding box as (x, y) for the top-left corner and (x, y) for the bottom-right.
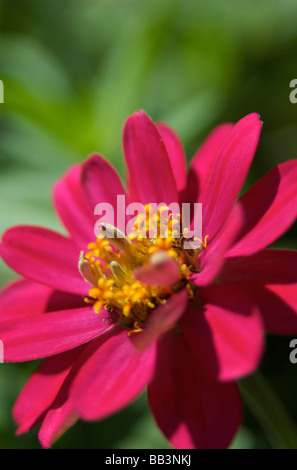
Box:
(0, 0), (297, 449)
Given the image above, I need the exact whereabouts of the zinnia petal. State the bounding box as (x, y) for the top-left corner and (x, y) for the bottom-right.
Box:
(81, 153), (130, 231)
(148, 330), (242, 449)
(13, 347), (83, 435)
(38, 384), (78, 449)
(228, 160), (297, 256)
(53, 163), (95, 247)
(1, 305), (111, 361)
(71, 327), (156, 420)
(157, 122), (187, 194)
(181, 284), (264, 381)
(134, 250), (180, 286)
(192, 203), (244, 285)
(0, 279), (85, 323)
(220, 249), (297, 284)
(232, 282), (297, 335)
(185, 123), (233, 205)
(0, 279), (53, 320)
(0, 226), (87, 295)
(132, 289), (188, 351)
(201, 113), (262, 240)
(123, 110), (178, 204)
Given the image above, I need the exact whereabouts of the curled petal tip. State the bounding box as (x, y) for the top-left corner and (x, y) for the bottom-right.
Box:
(134, 250), (180, 287)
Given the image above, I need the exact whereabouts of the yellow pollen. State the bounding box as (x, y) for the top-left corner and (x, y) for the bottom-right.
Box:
(79, 206), (207, 330)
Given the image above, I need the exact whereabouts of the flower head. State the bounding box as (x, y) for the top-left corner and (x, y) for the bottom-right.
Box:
(1, 110), (297, 448)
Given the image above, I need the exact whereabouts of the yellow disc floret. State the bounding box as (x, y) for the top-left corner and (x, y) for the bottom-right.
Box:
(78, 207), (208, 331)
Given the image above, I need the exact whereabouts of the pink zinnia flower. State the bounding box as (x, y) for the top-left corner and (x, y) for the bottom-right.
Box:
(1, 110), (297, 449)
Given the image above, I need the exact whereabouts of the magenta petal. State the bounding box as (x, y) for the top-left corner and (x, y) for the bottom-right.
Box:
(220, 249), (297, 284)
(38, 346), (89, 448)
(236, 282), (297, 335)
(39, 401), (78, 449)
(53, 164), (95, 247)
(182, 284), (263, 381)
(123, 110), (178, 204)
(13, 347), (83, 434)
(132, 290), (188, 351)
(193, 203), (244, 286)
(201, 113), (262, 240)
(38, 381), (78, 449)
(228, 160), (297, 256)
(71, 328), (156, 420)
(157, 122), (187, 193)
(1, 306), (111, 361)
(0, 279), (84, 322)
(0, 279), (53, 320)
(134, 251), (180, 286)
(148, 331), (242, 449)
(185, 123), (233, 205)
(0, 225), (87, 295)
(81, 153), (129, 230)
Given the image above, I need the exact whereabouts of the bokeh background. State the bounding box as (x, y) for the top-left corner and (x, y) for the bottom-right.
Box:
(0, 0), (297, 449)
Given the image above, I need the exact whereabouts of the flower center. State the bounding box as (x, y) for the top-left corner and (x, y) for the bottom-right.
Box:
(78, 204), (206, 331)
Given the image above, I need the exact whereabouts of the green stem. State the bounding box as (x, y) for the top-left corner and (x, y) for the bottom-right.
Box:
(239, 372), (297, 449)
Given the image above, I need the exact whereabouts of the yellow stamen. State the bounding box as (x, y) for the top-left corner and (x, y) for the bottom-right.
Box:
(79, 213), (208, 330)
